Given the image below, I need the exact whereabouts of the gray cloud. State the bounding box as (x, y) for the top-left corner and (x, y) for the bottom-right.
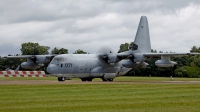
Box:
(0, 44), (21, 56)
(1, 0), (200, 56)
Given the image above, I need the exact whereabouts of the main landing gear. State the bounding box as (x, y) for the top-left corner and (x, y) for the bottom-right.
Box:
(101, 78), (113, 82)
(58, 77), (66, 82)
(81, 78), (93, 82)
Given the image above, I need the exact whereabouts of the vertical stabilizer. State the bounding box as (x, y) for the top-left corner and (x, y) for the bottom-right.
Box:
(133, 16), (151, 53)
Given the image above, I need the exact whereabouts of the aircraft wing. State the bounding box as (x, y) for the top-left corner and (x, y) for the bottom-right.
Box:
(117, 52), (200, 57)
(4, 55), (56, 58)
(4, 55), (35, 58)
(116, 52), (200, 60)
(3, 54), (57, 69)
(143, 53), (200, 57)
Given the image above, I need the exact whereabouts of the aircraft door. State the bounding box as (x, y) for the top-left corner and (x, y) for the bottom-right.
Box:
(74, 59), (91, 78)
(79, 65), (87, 73)
(85, 59), (90, 73)
(77, 59), (89, 73)
(73, 67), (79, 76)
(73, 59), (87, 76)
(72, 59), (78, 77)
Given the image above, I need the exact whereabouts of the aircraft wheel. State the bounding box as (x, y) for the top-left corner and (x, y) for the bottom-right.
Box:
(107, 79), (113, 82)
(58, 77), (62, 81)
(101, 78), (107, 82)
(87, 78), (93, 82)
(58, 77), (65, 82)
(62, 77), (66, 81)
(81, 78), (87, 81)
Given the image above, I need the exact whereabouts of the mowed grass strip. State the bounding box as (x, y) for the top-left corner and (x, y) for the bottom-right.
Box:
(0, 84), (200, 112)
(0, 76), (57, 81)
(2, 76), (200, 81)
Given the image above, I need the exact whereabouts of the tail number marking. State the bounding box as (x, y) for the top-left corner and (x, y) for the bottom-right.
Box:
(65, 63), (72, 68)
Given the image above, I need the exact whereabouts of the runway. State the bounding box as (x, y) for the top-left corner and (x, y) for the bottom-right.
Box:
(1, 80), (200, 85)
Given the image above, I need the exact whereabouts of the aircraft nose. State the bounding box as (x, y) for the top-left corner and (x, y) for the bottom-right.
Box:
(47, 64), (56, 74)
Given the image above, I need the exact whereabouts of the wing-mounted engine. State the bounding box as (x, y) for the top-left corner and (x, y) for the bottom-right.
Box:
(155, 56), (177, 67)
(21, 57), (41, 69)
(121, 59), (149, 68)
(35, 55), (52, 66)
(118, 52), (149, 68)
(132, 53), (146, 62)
(97, 46), (120, 64)
(4, 55), (55, 69)
(22, 55), (54, 69)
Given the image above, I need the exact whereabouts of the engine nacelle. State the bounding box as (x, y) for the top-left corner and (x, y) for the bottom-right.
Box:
(122, 60), (148, 68)
(155, 60), (177, 67)
(21, 62), (41, 69)
(133, 53), (146, 62)
(137, 62), (149, 68)
(107, 54), (120, 63)
(122, 60), (137, 68)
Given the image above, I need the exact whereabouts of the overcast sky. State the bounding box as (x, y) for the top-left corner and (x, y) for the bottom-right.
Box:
(1, 0), (200, 56)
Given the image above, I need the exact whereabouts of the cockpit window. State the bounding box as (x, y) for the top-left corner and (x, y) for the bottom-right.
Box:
(51, 57), (67, 64)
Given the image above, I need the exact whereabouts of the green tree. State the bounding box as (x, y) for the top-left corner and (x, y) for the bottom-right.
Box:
(151, 49), (157, 53)
(118, 42), (134, 53)
(20, 42), (49, 55)
(187, 55), (200, 67)
(0, 54), (24, 70)
(190, 46), (199, 53)
(73, 49), (87, 54)
(174, 66), (200, 78)
(118, 43), (129, 53)
(51, 47), (68, 54)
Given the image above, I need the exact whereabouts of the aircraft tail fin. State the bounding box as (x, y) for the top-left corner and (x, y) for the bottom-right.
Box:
(132, 16), (151, 53)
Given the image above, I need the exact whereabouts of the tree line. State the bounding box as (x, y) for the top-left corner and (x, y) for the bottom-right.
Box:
(1, 42), (200, 78)
(0, 42), (86, 71)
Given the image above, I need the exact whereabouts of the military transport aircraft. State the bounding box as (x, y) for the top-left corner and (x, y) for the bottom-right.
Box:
(4, 16), (199, 82)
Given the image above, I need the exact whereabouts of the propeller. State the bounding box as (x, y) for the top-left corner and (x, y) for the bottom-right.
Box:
(97, 46), (120, 64)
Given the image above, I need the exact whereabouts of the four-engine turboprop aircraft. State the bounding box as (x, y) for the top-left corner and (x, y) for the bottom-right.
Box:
(4, 16), (199, 82)
(46, 16), (199, 81)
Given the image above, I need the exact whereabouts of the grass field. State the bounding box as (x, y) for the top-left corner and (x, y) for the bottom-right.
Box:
(1, 76), (200, 81)
(0, 77), (200, 112)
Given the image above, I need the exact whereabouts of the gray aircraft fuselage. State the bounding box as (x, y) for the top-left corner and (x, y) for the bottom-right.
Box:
(47, 54), (131, 80)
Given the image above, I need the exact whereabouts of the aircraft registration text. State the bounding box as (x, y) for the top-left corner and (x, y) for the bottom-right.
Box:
(65, 63), (72, 67)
